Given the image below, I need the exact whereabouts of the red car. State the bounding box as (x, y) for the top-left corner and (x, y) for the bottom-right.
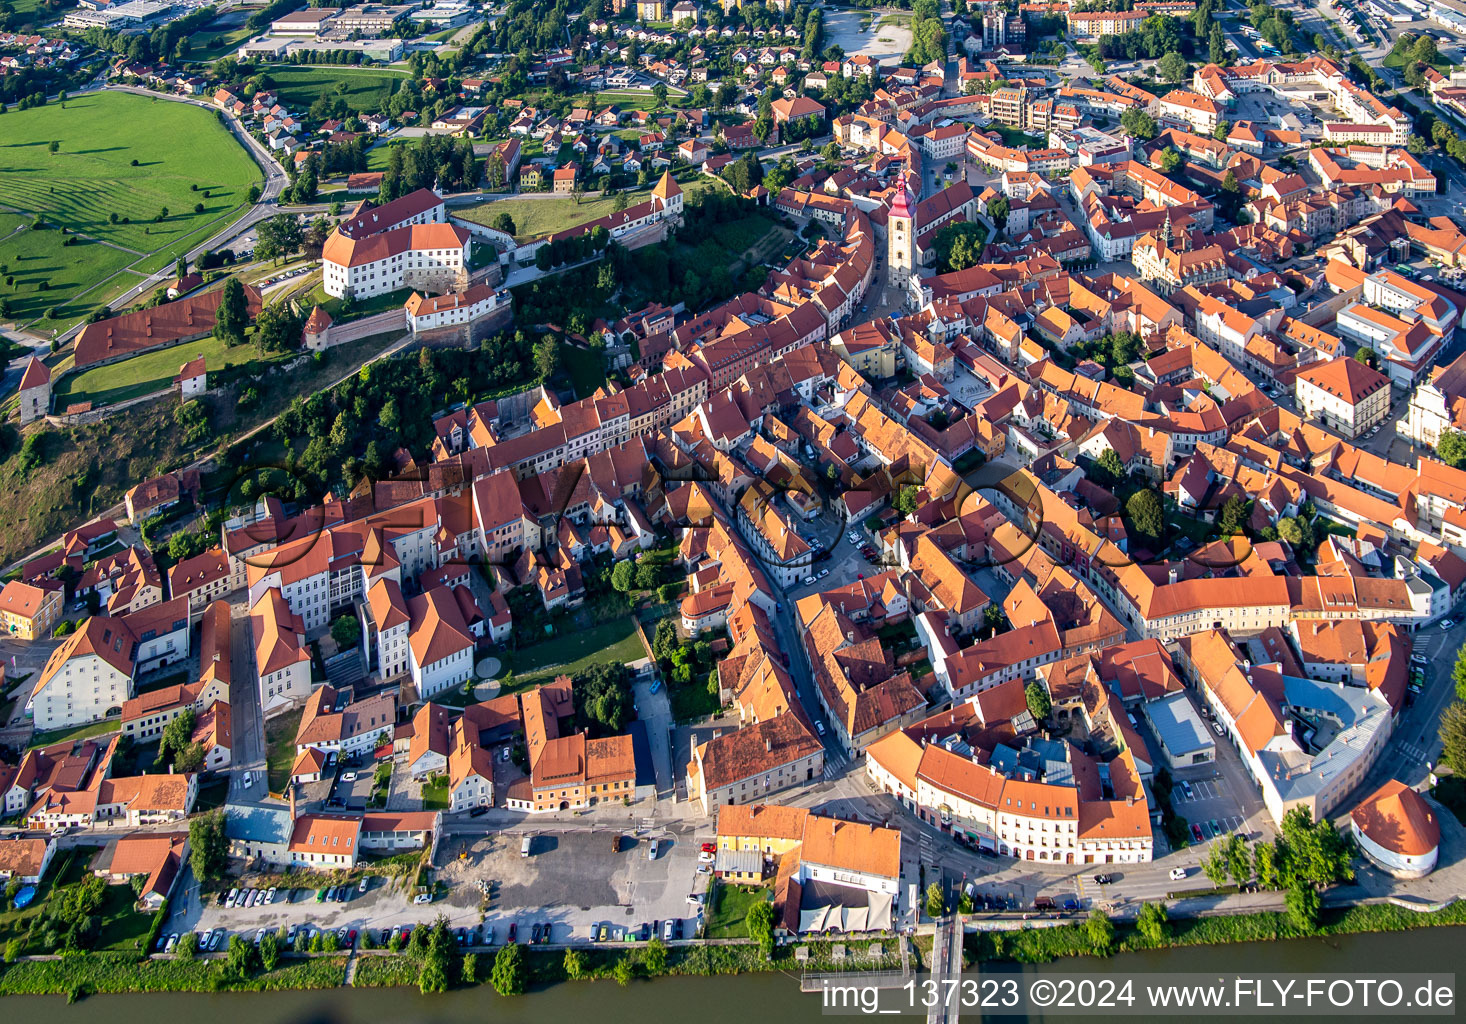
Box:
(700, 842), (716, 854)
(348, 929), (358, 946)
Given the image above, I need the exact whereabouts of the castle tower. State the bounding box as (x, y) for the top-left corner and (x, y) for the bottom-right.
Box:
(888, 175), (916, 297)
(17, 357), (50, 425)
(652, 169), (684, 223)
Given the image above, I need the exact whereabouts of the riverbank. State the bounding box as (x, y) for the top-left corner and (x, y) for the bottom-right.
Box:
(968, 898), (1466, 965)
(0, 953), (348, 999)
(4, 899), (1463, 999)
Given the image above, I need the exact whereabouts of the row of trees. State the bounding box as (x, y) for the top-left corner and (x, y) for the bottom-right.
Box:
(1200, 809), (1354, 931)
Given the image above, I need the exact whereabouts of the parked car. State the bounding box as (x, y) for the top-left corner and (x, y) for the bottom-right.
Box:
(663, 919), (675, 942)
(674, 919), (684, 940)
(226, 887), (240, 908)
(414, 892), (433, 904)
(530, 924), (541, 944)
(1191, 823), (1204, 842)
(1033, 897), (1057, 911)
(540, 923), (552, 943)
(648, 839), (660, 860)
(164, 933), (179, 953)
(700, 842), (716, 853)
(507, 923), (517, 943)
(1061, 898), (1080, 912)
(359, 877), (369, 893)
(589, 923), (600, 942)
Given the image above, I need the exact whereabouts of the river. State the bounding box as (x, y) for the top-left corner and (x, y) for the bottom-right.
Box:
(13, 927), (1463, 1022)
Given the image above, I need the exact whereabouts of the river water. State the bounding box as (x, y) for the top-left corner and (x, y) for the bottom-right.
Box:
(14, 927), (1463, 1023)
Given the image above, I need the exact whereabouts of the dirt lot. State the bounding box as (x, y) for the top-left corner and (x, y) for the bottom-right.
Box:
(437, 828), (704, 941)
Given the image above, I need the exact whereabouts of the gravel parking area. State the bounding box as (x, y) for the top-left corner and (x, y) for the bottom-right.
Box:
(436, 828), (707, 943)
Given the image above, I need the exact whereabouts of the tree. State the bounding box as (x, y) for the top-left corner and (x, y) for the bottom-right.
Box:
(462, 952), (478, 984)
(1217, 494), (1250, 536)
(216, 276), (248, 347)
(1092, 448), (1126, 487)
(1278, 806), (1353, 886)
(1155, 50), (1190, 82)
(931, 221), (989, 273)
(613, 956), (635, 986)
(1254, 839), (1281, 890)
(1121, 107), (1157, 140)
(1085, 909), (1114, 955)
(1276, 516), (1315, 553)
(1413, 32), (1439, 67)
(49, 140), (59, 155)
(418, 920), (452, 994)
(1024, 682), (1051, 722)
(926, 882), (946, 919)
(491, 942), (528, 995)
(611, 559), (635, 592)
(1221, 169), (1240, 194)
(188, 809), (228, 881)
(562, 947), (586, 979)
(1213, 119), (1231, 142)
(1224, 833), (1253, 887)
(746, 899), (776, 958)
(492, 212), (516, 235)
(225, 934), (260, 980)
(1209, 23), (1227, 64)
(1125, 489), (1165, 545)
(533, 335), (560, 380)
(1157, 147), (1182, 174)
(643, 936), (668, 974)
(331, 614), (362, 649)
(1285, 880), (1320, 933)
(256, 213), (303, 264)
(986, 193), (1009, 228)
(177, 930), (199, 959)
(1135, 901), (1169, 945)
(1202, 842), (1230, 886)
(1437, 429), (1466, 469)
(259, 928), (281, 970)
(894, 484), (920, 517)
(255, 301), (302, 355)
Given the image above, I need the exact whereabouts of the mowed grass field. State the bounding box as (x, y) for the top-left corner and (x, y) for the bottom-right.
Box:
(262, 65), (413, 112)
(0, 213), (141, 326)
(0, 92), (262, 255)
(457, 175), (725, 242)
(52, 332), (287, 408)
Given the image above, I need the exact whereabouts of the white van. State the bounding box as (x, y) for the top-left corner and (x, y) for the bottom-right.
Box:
(520, 835), (533, 858)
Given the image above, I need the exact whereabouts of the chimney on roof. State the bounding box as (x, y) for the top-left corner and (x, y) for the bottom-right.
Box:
(1126, 794), (1134, 806)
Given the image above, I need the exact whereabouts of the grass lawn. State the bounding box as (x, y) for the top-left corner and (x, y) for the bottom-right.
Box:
(263, 65), (413, 112)
(367, 137), (414, 172)
(1383, 47), (1453, 72)
(668, 673), (721, 722)
(29, 718), (120, 750)
(53, 332), (288, 408)
(705, 883), (771, 939)
(0, 92), (261, 256)
(507, 616), (646, 690)
(421, 777), (449, 810)
(295, 278), (414, 322)
(265, 707), (304, 794)
(0, 219), (142, 328)
(94, 883), (154, 952)
(560, 339), (606, 399)
(991, 124), (1046, 149)
(189, 22), (253, 62)
(458, 191), (640, 242)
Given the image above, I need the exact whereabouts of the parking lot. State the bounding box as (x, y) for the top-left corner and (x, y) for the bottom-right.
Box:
(175, 826), (716, 951)
(435, 828), (709, 943)
(1170, 776), (1249, 842)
